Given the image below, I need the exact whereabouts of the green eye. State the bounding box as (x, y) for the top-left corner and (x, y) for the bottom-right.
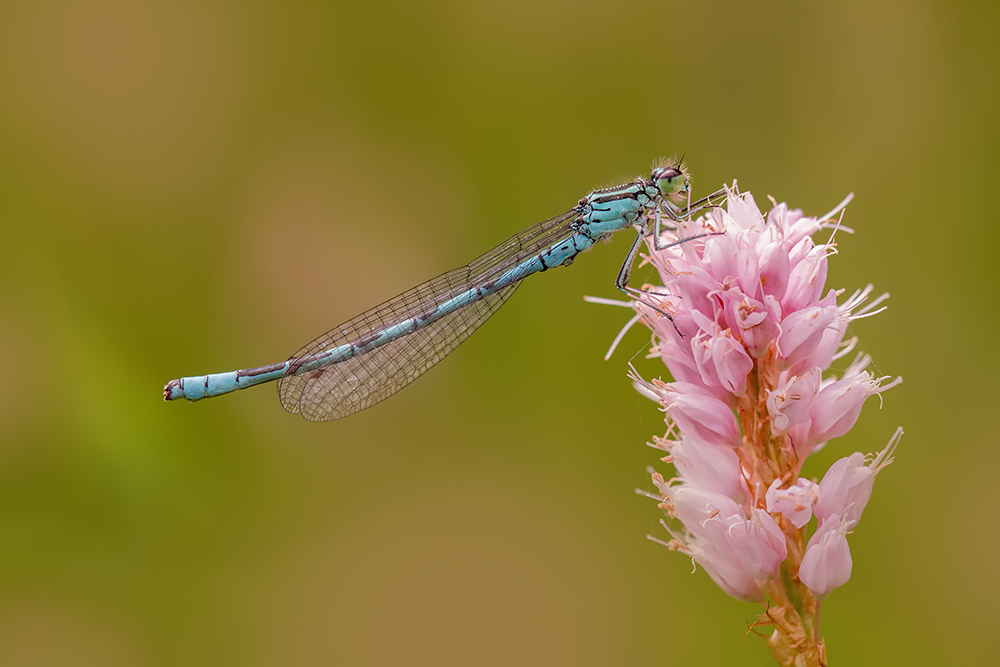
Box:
(653, 166), (687, 195)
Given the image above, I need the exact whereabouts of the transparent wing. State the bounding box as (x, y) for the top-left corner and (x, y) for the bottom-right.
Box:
(282, 281), (519, 421)
(278, 207), (581, 421)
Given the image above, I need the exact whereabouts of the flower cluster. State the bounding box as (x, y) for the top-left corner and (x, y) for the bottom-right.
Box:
(625, 187), (902, 664)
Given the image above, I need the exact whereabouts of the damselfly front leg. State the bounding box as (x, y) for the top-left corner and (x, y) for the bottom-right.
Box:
(613, 188), (727, 336)
(650, 187), (726, 251)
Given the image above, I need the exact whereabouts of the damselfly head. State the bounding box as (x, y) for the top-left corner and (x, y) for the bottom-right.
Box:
(651, 163), (691, 205)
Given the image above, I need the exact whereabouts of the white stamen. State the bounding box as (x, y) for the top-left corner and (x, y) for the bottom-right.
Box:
(603, 312), (643, 360)
(583, 295), (634, 308)
(850, 305), (888, 320)
(831, 336), (858, 361)
(819, 192), (855, 224)
(853, 291), (890, 317)
(825, 206), (853, 246)
(647, 534), (674, 549)
(871, 427), (904, 471)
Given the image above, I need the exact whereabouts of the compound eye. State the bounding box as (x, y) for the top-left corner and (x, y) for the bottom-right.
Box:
(654, 166), (685, 195)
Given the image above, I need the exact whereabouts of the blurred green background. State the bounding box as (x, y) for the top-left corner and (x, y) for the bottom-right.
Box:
(0, 0), (995, 665)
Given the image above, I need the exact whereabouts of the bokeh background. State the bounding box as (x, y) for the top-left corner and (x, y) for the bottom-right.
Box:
(0, 1), (995, 665)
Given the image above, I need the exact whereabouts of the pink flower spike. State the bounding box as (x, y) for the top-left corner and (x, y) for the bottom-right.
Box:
(814, 427), (903, 526)
(625, 184), (902, 660)
(766, 478), (820, 528)
(799, 513), (854, 599)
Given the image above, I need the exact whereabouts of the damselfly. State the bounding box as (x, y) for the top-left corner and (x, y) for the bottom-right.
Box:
(164, 161), (723, 421)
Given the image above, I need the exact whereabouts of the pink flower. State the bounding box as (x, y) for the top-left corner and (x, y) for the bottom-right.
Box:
(814, 427), (902, 526)
(668, 487), (785, 590)
(726, 291), (781, 358)
(756, 236), (791, 302)
(691, 323), (753, 397)
(775, 293), (840, 369)
(656, 487), (764, 602)
(664, 390), (742, 448)
(765, 478), (820, 529)
(630, 371), (742, 448)
(799, 513), (854, 599)
(766, 368), (822, 434)
(782, 243), (831, 314)
(699, 558), (763, 603)
(808, 356), (902, 447)
(662, 436), (746, 502)
(724, 509), (789, 579)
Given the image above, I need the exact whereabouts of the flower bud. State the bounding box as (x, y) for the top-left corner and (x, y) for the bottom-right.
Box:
(799, 513), (854, 599)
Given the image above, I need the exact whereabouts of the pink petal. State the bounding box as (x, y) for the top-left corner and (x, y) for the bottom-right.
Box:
(671, 488), (769, 598)
(711, 330), (753, 397)
(799, 514), (853, 599)
(808, 374), (875, 444)
(728, 293), (780, 358)
(670, 436), (746, 501)
(699, 560), (763, 602)
(691, 331), (724, 390)
(726, 191), (765, 230)
(757, 239), (791, 302)
(704, 233), (740, 286)
(815, 427), (902, 528)
(783, 244), (829, 314)
(664, 391), (742, 449)
(814, 453), (873, 526)
(788, 316), (848, 376)
(724, 509), (788, 579)
(776, 303), (838, 368)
